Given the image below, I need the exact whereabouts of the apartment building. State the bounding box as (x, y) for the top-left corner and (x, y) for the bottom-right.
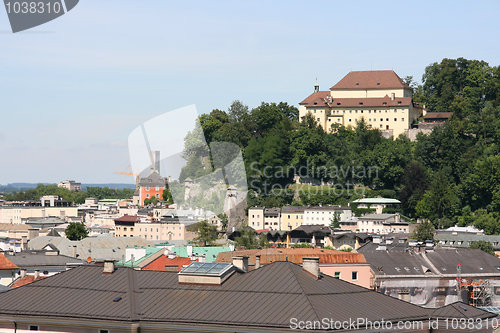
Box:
(299, 70), (425, 137)
(57, 180), (82, 192)
(303, 206), (352, 226)
(357, 213), (409, 234)
(279, 206), (305, 230)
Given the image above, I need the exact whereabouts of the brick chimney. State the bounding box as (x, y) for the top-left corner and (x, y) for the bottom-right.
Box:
(302, 257), (320, 279)
(255, 255), (261, 269)
(103, 260), (115, 274)
(232, 256), (248, 273)
(34, 269), (40, 279)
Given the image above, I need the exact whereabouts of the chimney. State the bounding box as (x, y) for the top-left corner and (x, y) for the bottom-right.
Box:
(34, 269), (40, 279)
(255, 255), (261, 269)
(391, 93), (395, 101)
(232, 256), (249, 273)
(103, 260), (115, 274)
(20, 268), (26, 278)
(187, 245), (193, 257)
(373, 235), (381, 244)
(72, 245), (77, 258)
(302, 257), (320, 279)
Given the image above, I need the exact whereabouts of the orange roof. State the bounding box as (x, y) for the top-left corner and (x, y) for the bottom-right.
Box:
(0, 253), (18, 270)
(216, 248), (367, 266)
(142, 255), (196, 272)
(330, 70), (410, 90)
(11, 275), (44, 288)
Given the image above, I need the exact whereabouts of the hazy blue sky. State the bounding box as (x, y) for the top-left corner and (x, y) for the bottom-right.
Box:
(0, 0), (499, 184)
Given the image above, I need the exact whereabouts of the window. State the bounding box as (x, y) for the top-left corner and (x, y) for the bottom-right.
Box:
(146, 186), (150, 191)
(156, 194), (159, 198)
(380, 118), (383, 121)
(334, 272), (341, 279)
(155, 186), (159, 191)
(386, 118), (389, 121)
(99, 330), (110, 333)
(349, 119), (351, 122)
(29, 326), (39, 331)
(317, 118), (320, 121)
(394, 118), (397, 121)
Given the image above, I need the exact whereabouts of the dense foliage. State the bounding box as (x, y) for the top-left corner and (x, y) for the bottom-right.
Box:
(65, 222), (89, 241)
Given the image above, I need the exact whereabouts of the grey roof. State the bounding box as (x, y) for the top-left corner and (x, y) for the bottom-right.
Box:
(431, 302), (495, 319)
(0, 262), (434, 328)
(46, 229), (60, 237)
(138, 172), (166, 187)
(28, 235), (158, 261)
(5, 252), (86, 268)
(306, 205), (351, 211)
(331, 232), (371, 241)
(358, 236), (500, 276)
(358, 213), (399, 220)
(281, 206), (306, 213)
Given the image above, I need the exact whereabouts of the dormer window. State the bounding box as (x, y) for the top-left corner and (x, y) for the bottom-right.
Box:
(359, 102), (363, 105)
(383, 102), (387, 105)
(398, 101), (402, 104)
(377, 82), (381, 85)
(313, 102), (317, 105)
(355, 82), (359, 86)
(337, 102), (341, 105)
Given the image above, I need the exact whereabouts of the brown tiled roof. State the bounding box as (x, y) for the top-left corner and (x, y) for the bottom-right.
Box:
(216, 248), (367, 266)
(114, 214), (140, 223)
(0, 262), (433, 328)
(299, 93), (411, 108)
(0, 253), (18, 270)
(423, 112), (453, 119)
(330, 70), (411, 90)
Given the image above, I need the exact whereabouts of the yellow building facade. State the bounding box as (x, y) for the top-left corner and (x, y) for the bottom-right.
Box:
(299, 70), (425, 137)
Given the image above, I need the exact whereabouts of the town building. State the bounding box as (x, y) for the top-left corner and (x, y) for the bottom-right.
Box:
(303, 205), (352, 226)
(357, 213), (410, 234)
(135, 221), (194, 241)
(247, 207), (281, 230)
(0, 257), (485, 332)
(113, 214), (141, 237)
(436, 230), (500, 256)
(299, 70), (425, 137)
(138, 171), (167, 206)
(326, 232), (371, 251)
(279, 206), (305, 230)
(423, 112), (453, 123)
(57, 180), (82, 192)
(358, 234), (500, 308)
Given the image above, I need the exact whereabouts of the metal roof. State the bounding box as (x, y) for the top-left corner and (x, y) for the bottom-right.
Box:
(0, 262), (435, 328)
(352, 197), (401, 204)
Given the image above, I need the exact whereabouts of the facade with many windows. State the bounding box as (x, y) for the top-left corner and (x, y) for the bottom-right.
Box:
(299, 70), (425, 137)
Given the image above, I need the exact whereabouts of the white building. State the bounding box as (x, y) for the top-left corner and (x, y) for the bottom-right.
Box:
(303, 206), (352, 226)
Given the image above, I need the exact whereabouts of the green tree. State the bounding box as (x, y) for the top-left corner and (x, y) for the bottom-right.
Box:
(65, 222), (88, 241)
(469, 241), (495, 256)
(193, 220), (218, 246)
(234, 228), (259, 249)
(330, 212), (340, 229)
(412, 220), (435, 242)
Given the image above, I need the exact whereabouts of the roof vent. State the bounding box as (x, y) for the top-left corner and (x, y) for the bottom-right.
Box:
(103, 260), (115, 274)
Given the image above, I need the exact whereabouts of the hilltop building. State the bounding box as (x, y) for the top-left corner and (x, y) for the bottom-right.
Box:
(299, 70), (425, 137)
(138, 171), (167, 206)
(57, 180), (81, 192)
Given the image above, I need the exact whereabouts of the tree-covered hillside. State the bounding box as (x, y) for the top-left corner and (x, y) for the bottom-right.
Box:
(181, 58), (500, 233)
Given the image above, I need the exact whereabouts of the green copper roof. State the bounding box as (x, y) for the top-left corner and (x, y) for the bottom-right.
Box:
(117, 246), (162, 267)
(169, 246), (232, 263)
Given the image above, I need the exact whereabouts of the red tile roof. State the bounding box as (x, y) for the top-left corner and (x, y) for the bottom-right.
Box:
(10, 275), (45, 289)
(299, 92), (411, 108)
(142, 255), (196, 272)
(423, 112), (453, 119)
(114, 214), (140, 223)
(217, 248), (367, 266)
(330, 70), (411, 90)
(0, 253), (18, 270)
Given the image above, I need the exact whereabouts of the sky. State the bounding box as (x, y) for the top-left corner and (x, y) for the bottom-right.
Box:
(0, 0), (499, 184)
